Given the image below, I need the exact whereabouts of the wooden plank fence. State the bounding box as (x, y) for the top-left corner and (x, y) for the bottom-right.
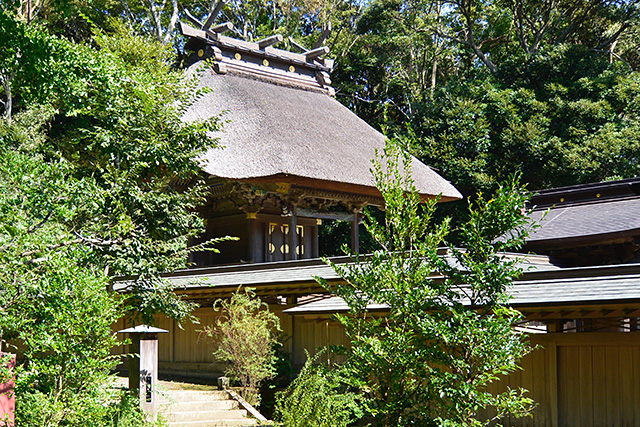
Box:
(483, 332), (640, 427)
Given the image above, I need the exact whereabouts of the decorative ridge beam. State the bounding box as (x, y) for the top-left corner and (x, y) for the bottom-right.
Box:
(209, 22), (233, 34)
(183, 0), (332, 68)
(257, 34), (283, 49)
(179, 22), (332, 73)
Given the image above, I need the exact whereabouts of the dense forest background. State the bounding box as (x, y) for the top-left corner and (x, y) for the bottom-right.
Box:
(4, 0), (640, 195)
(3, 0), (640, 252)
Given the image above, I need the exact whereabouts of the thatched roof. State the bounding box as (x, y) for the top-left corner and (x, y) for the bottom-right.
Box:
(183, 68), (461, 201)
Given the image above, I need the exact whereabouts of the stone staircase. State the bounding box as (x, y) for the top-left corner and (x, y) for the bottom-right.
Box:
(159, 389), (261, 427)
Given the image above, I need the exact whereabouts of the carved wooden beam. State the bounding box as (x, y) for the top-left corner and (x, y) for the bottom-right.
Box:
(258, 34), (283, 49)
(296, 208), (355, 221)
(203, 0), (225, 30)
(305, 46), (330, 60)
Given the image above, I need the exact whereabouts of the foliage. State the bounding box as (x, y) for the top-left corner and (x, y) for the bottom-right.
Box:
(412, 65), (640, 201)
(318, 141), (535, 427)
(332, 0), (640, 222)
(5, 0), (640, 215)
(257, 333), (295, 419)
(205, 288), (281, 406)
(274, 350), (364, 427)
(0, 13), (219, 426)
(107, 392), (167, 427)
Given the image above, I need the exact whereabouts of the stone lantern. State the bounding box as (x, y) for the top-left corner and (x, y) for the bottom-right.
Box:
(118, 325), (168, 420)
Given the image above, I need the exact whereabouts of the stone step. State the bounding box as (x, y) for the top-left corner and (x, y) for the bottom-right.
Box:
(160, 399), (239, 412)
(158, 390), (230, 402)
(156, 386), (263, 427)
(165, 419), (259, 427)
(164, 409), (249, 422)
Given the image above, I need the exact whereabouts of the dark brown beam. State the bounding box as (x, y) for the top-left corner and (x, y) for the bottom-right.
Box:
(203, 0), (225, 30)
(184, 10), (203, 28)
(351, 211), (359, 254)
(288, 37), (308, 53)
(296, 208), (355, 221)
(289, 206), (298, 261)
(312, 21), (331, 49)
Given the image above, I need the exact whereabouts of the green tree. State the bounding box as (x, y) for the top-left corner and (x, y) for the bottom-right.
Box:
(0, 13), (220, 426)
(205, 288), (281, 406)
(332, 0), (640, 211)
(319, 141), (535, 426)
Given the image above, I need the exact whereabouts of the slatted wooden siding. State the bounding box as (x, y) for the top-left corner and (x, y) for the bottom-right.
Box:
(291, 317), (349, 366)
(114, 312), (640, 426)
(113, 306), (297, 374)
(482, 332), (640, 427)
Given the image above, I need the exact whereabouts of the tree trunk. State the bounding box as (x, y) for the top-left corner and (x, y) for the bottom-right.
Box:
(1, 75), (13, 125)
(430, 55), (437, 97)
(162, 0), (180, 45)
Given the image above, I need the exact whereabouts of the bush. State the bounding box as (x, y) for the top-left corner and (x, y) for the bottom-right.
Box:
(204, 287), (281, 406)
(108, 391), (166, 427)
(320, 141), (535, 426)
(275, 350), (364, 427)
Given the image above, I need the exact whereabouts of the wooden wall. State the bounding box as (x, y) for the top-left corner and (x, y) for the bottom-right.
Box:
(114, 311), (640, 426)
(114, 305), (305, 376)
(291, 316), (349, 366)
(483, 332), (640, 427)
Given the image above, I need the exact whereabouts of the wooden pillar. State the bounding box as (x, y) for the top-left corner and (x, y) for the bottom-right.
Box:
(242, 205), (263, 263)
(351, 211), (360, 254)
(547, 320), (563, 333)
(247, 218), (261, 262)
(313, 219), (321, 258)
(548, 340), (559, 427)
(119, 325), (168, 421)
(289, 206), (298, 261)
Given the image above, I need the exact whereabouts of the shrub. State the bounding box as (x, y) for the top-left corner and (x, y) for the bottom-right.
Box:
(275, 351), (364, 427)
(205, 287), (281, 406)
(320, 141), (535, 426)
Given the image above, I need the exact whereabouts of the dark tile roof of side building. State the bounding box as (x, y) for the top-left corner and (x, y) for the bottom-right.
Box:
(284, 263), (640, 314)
(525, 177), (640, 247)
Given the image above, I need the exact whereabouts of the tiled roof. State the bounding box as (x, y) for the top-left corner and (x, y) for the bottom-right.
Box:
(527, 196), (640, 245)
(113, 252), (555, 292)
(284, 264), (640, 314)
(529, 177), (640, 208)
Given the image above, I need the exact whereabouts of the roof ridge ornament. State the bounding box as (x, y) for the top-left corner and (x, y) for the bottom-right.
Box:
(181, 1), (335, 94)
